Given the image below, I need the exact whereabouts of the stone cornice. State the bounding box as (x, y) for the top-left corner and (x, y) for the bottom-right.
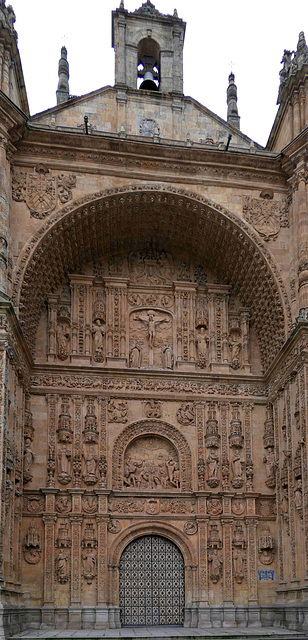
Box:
(12, 126), (286, 189)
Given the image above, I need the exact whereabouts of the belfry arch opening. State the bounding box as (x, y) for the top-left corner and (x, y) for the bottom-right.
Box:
(137, 38), (160, 90)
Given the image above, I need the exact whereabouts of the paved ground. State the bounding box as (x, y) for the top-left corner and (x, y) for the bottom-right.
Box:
(11, 626), (307, 639)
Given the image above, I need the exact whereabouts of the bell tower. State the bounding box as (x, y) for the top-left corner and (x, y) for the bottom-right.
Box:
(112, 0), (186, 94)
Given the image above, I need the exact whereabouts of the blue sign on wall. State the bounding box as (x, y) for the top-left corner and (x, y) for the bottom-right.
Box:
(258, 570), (275, 581)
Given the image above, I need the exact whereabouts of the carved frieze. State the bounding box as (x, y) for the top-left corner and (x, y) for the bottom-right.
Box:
(108, 497), (196, 514)
(12, 164), (76, 218)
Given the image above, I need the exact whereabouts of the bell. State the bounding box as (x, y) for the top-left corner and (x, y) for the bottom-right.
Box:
(140, 70), (158, 91)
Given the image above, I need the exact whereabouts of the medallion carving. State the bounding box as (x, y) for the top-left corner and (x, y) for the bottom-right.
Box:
(82, 495), (98, 514)
(183, 521), (198, 535)
(107, 518), (121, 534)
(177, 402), (195, 425)
(23, 494), (45, 514)
(232, 498), (245, 515)
(55, 494), (72, 513)
(207, 498), (223, 516)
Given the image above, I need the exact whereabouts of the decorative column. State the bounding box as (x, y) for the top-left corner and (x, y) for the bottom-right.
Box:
(69, 515), (83, 628)
(46, 395), (58, 488)
(222, 518), (235, 626)
(197, 518), (210, 625)
(299, 365), (308, 580)
(95, 490), (109, 628)
(207, 285), (230, 372)
(42, 513), (57, 626)
(104, 278), (129, 367)
(246, 518), (261, 626)
(0, 135), (9, 295)
(174, 281), (197, 370)
(195, 403), (205, 491)
(47, 295), (58, 363)
(240, 308), (251, 372)
(291, 161), (308, 314)
(244, 403), (254, 491)
(69, 275), (93, 364)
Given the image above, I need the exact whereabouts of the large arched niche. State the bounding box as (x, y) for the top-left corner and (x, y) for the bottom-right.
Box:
(112, 420), (192, 491)
(13, 184), (291, 371)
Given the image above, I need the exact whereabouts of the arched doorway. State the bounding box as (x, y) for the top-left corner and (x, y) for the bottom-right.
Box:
(119, 535), (185, 626)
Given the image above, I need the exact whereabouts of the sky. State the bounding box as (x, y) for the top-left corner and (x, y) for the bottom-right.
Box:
(11, 0), (307, 147)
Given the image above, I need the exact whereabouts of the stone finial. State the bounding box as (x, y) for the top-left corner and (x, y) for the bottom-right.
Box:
(227, 72), (240, 131)
(119, 0), (124, 8)
(56, 46), (70, 105)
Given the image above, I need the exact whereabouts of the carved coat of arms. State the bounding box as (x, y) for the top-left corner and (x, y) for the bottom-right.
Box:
(243, 195), (288, 241)
(12, 164), (76, 218)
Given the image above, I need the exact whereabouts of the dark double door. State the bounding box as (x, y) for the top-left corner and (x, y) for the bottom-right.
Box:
(119, 535), (185, 626)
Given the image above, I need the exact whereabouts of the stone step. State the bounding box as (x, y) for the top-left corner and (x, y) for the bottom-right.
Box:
(10, 626), (307, 640)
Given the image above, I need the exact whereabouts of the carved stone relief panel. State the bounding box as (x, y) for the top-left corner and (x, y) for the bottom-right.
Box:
(12, 164), (76, 218)
(123, 435), (180, 490)
(129, 308), (173, 369)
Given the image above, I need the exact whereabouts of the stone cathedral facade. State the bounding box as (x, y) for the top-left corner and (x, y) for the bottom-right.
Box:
(0, 0), (308, 635)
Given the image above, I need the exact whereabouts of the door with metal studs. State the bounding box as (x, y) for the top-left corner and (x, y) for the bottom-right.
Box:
(119, 535), (185, 626)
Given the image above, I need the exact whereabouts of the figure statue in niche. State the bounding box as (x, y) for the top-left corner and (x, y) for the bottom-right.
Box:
(206, 449), (219, 488)
(233, 548), (245, 584)
(23, 438), (35, 484)
(208, 549), (222, 583)
(55, 550), (69, 584)
(82, 550), (97, 584)
(82, 446), (98, 485)
(129, 341), (141, 368)
(263, 447), (276, 488)
(23, 520), (41, 564)
(229, 337), (242, 370)
(57, 447), (72, 484)
(162, 343), (173, 369)
(92, 318), (105, 362)
(294, 478), (303, 510)
(231, 449), (244, 488)
(56, 320), (70, 360)
(195, 318), (209, 368)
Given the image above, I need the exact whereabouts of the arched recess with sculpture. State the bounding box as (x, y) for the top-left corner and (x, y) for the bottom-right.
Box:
(13, 184), (291, 373)
(112, 420), (192, 492)
(108, 521), (196, 615)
